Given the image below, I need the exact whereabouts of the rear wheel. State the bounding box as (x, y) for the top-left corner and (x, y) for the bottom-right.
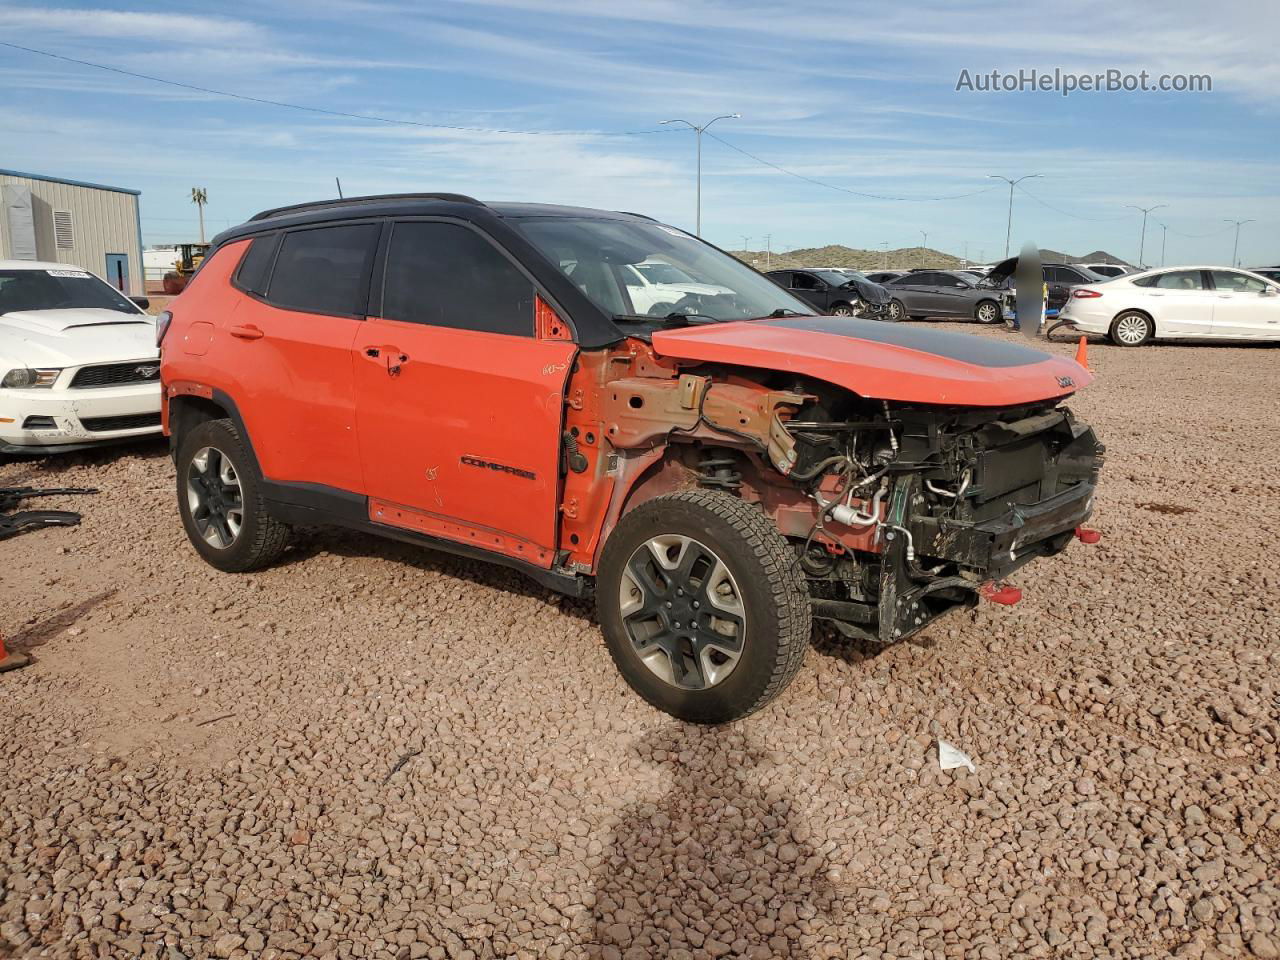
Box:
(975, 299), (1001, 324)
(176, 418), (291, 572)
(887, 299), (905, 322)
(596, 490), (811, 723)
(1110, 311), (1153, 346)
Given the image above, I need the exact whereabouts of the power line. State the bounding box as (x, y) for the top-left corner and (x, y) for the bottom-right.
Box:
(0, 40), (676, 138)
(1013, 182), (1132, 222)
(704, 131), (1001, 203)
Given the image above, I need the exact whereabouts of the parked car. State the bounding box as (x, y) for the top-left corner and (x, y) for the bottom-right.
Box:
(1082, 262), (1131, 279)
(0, 260), (161, 454)
(161, 193), (1102, 722)
(619, 259), (732, 315)
(865, 270), (908, 284)
(1060, 266), (1280, 345)
(1248, 266), (1280, 284)
(882, 270), (1004, 323)
(983, 258), (1110, 326)
(766, 268), (890, 318)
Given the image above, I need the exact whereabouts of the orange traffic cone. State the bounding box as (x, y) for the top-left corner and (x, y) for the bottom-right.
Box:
(1075, 335), (1089, 370)
(0, 630), (31, 673)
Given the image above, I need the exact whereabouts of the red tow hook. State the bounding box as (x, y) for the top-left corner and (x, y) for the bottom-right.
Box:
(1075, 526), (1101, 544)
(980, 581), (1023, 605)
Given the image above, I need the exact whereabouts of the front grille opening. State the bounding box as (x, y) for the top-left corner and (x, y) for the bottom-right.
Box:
(79, 412), (162, 433)
(22, 415), (58, 430)
(70, 361), (161, 389)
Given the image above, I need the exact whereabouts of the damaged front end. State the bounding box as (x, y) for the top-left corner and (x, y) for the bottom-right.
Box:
(788, 398), (1104, 643)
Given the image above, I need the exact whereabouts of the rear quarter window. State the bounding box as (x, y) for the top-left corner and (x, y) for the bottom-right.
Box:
(232, 233), (281, 296)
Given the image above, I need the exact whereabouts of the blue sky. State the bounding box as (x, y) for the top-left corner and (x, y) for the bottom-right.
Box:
(1, 0), (1275, 266)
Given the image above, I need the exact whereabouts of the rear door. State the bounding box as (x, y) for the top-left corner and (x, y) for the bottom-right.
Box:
(1208, 270), (1280, 339)
(226, 223), (377, 493)
(1139, 269), (1216, 336)
(351, 219), (576, 566)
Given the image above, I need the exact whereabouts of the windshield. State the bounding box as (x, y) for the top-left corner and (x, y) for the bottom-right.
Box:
(0, 269), (141, 316)
(815, 270), (855, 286)
(514, 217), (812, 322)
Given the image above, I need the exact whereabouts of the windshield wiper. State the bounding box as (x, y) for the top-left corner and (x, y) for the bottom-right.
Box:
(613, 312), (721, 325)
(748, 308), (804, 320)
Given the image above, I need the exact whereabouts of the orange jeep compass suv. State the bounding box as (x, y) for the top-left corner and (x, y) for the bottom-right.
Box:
(159, 194), (1102, 722)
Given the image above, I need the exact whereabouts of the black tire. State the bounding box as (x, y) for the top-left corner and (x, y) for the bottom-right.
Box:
(596, 490), (811, 723)
(1110, 311), (1153, 346)
(974, 299), (1001, 324)
(830, 301), (856, 317)
(887, 299), (906, 322)
(175, 418), (291, 572)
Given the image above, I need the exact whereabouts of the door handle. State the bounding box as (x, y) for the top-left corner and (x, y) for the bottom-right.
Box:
(363, 345), (408, 376)
(229, 324), (264, 340)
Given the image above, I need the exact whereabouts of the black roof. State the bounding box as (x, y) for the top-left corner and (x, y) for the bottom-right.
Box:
(207, 195), (691, 349)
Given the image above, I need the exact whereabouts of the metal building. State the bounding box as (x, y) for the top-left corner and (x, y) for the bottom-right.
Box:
(0, 168), (144, 296)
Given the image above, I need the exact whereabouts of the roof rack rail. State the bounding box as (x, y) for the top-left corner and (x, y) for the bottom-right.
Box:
(249, 192), (485, 222)
(616, 210), (657, 221)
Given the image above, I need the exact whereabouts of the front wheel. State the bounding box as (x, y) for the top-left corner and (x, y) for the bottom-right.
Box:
(886, 299), (905, 322)
(974, 300), (1001, 324)
(176, 418), (291, 572)
(596, 490), (811, 723)
(830, 301), (856, 317)
(1110, 311), (1153, 346)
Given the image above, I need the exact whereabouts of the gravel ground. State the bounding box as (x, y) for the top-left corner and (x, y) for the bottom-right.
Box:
(1, 327), (1277, 960)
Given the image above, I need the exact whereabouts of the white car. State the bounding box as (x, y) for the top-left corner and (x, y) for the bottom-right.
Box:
(1082, 263), (1131, 279)
(1060, 266), (1280, 346)
(620, 260), (733, 315)
(0, 260), (162, 454)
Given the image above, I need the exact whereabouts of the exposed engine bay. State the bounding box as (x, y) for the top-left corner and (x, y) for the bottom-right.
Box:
(563, 341), (1105, 646)
(778, 386), (1104, 642)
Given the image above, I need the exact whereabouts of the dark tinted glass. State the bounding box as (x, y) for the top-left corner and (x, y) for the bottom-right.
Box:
(268, 224), (379, 316)
(383, 222), (534, 335)
(234, 234), (279, 296)
(0, 268), (141, 315)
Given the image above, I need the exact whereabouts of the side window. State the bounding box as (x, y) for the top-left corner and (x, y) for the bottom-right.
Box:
(267, 224), (379, 316)
(790, 273), (818, 290)
(233, 233), (280, 296)
(1209, 270), (1267, 293)
(383, 221), (535, 336)
(1151, 270), (1205, 290)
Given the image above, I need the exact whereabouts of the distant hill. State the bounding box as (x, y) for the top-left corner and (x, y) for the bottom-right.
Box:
(731, 244), (1133, 271)
(731, 244), (961, 272)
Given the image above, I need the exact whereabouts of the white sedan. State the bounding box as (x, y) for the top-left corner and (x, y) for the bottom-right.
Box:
(0, 260), (162, 454)
(1060, 266), (1280, 345)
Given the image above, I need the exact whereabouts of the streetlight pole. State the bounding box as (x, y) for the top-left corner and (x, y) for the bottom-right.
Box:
(987, 174), (1042, 258)
(1224, 219), (1254, 267)
(659, 114), (740, 237)
(1126, 204), (1167, 268)
(1156, 222), (1168, 267)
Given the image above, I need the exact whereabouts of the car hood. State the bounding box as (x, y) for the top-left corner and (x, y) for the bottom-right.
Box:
(651, 315), (1091, 407)
(840, 277), (890, 305)
(0, 309), (157, 367)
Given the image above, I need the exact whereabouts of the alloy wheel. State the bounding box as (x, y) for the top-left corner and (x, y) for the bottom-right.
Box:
(618, 534), (747, 690)
(832, 304), (854, 317)
(186, 446), (245, 549)
(888, 301), (903, 321)
(976, 302), (999, 323)
(1115, 314), (1149, 345)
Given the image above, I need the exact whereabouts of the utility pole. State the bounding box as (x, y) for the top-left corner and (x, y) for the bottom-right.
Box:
(659, 114), (740, 237)
(1224, 219), (1254, 267)
(962, 240), (969, 266)
(920, 230), (928, 267)
(741, 235), (751, 253)
(190, 186), (208, 244)
(1126, 204), (1167, 268)
(880, 241), (888, 269)
(764, 234), (772, 269)
(987, 174), (1042, 258)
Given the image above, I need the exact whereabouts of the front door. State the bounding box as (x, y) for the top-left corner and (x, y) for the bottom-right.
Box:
(787, 272), (828, 313)
(105, 253), (129, 292)
(1208, 270), (1280, 339)
(352, 220), (576, 566)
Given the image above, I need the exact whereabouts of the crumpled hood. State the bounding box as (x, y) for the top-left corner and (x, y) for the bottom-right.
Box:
(651, 315), (1091, 407)
(0, 309), (157, 368)
(842, 277), (891, 305)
